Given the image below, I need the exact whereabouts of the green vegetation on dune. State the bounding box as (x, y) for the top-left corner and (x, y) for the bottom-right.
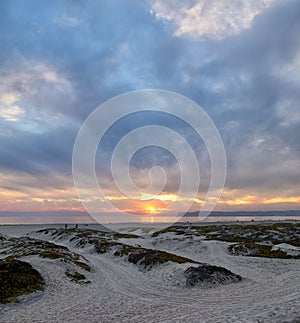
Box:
(65, 270), (88, 283)
(39, 250), (66, 259)
(92, 235), (199, 269)
(73, 260), (91, 271)
(205, 223), (300, 245)
(151, 226), (186, 237)
(0, 235), (91, 278)
(152, 222), (300, 259)
(152, 225), (220, 237)
(37, 227), (141, 240)
(0, 235), (92, 299)
(228, 242), (300, 259)
(114, 245), (199, 269)
(40, 228), (199, 269)
(0, 258), (44, 303)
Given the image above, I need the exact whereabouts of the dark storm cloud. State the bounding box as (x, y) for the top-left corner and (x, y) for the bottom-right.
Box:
(0, 125), (76, 175)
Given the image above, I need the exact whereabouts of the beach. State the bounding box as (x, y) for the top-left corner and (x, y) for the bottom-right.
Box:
(0, 221), (299, 322)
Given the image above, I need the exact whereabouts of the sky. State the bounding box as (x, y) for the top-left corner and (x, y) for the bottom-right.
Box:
(0, 0), (300, 223)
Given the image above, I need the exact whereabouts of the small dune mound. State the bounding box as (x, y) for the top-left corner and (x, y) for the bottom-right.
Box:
(0, 258), (44, 303)
(0, 235), (91, 272)
(184, 264), (242, 287)
(122, 248), (199, 270)
(228, 242), (300, 259)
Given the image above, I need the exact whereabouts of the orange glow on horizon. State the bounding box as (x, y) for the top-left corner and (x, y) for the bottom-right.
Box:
(1, 180), (300, 213)
(263, 196), (300, 204)
(219, 195), (256, 206)
(145, 205), (157, 214)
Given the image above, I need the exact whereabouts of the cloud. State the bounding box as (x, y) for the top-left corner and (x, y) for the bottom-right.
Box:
(0, 59), (76, 135)
(0, 105), (25, 122)
(0, 92), (25, 121)
(150, 0), (275, 40)
(0, 0), (300, 216)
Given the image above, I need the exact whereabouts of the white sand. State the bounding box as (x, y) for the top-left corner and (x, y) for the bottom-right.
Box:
(0, 224), (299, 323)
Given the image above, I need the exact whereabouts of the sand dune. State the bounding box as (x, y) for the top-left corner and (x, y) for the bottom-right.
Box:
(0, 223), (299, 322)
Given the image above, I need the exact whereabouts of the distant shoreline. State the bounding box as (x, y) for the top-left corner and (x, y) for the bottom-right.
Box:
(1, 217), (300, 227)
(183, 210), (300, 217)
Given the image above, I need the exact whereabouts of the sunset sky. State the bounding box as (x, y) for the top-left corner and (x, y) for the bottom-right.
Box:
(1, 0), (300, 223)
